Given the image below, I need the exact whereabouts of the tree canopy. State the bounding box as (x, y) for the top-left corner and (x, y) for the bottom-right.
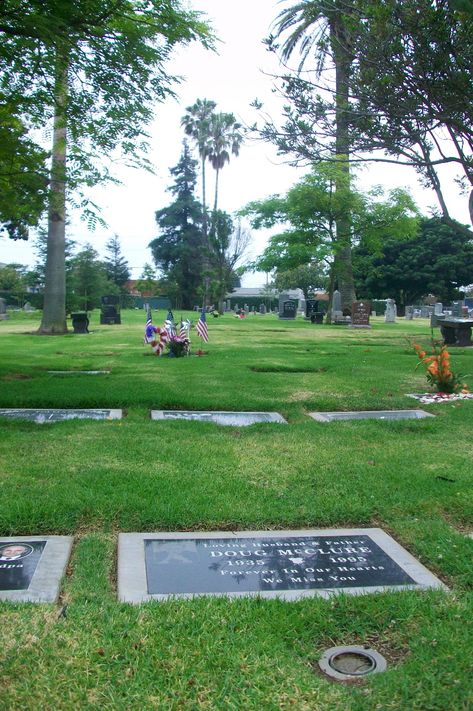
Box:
(354, 218), (473, 307)
(0, 0), (212, 333)
(257, 0), (473, 229)
(244, 163), (419, 305)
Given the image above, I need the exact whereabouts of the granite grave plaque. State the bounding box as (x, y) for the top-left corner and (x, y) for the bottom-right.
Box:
(118, 528), (445, 602)
(0, 408), (122, 423)
(308, 409), (434, 422)
(47, 370), (111, 376)
(280, 300), (297, 319)
(150, 411), (287, 426)
(351, 301), (371, 328)
(0, 536), (73, 602)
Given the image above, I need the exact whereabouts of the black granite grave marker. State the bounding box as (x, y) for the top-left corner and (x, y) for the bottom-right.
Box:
(144, 534), (415, 596)
(0, 541), (46, 591)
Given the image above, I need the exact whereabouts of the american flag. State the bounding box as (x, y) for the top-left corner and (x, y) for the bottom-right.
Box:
(179, 319), (190, 339)
(196, 307), (209, 342)
(164, 310), (176, 337)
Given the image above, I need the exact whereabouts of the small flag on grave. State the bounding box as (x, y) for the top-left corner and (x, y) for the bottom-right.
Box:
(179, 318), (191, 339)
(196, 307), (209, 343)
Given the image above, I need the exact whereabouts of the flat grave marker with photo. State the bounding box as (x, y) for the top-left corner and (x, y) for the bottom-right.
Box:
(118, 528), (445, 603)
(0, 536), (73, 603)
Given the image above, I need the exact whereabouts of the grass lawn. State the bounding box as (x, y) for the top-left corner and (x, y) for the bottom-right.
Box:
(0, 309), (472, 710)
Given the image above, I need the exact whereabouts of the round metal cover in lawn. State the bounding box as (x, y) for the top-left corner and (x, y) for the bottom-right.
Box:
(319, 646), (387, 681)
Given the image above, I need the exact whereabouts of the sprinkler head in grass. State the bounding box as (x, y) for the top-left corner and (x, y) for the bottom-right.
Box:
(318, 646), (387, 682)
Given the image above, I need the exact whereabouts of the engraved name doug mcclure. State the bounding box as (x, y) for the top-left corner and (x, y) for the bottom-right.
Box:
(144, 535), (416, 595)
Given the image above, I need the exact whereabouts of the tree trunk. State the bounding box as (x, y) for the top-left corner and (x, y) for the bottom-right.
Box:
(331, 9), (356, 313)
(201, 158), (211, 308)
(38, 50), (68, 334)
(213, 166), (220, 216)
(201, 156), (208, 240)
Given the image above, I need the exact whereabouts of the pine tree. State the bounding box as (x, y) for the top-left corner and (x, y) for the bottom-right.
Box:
(104, 235), (130, 290)
(149, 142), (205, 309)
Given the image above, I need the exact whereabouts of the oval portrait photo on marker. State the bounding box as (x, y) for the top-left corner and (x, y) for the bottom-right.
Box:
(0, 543), (34, 561)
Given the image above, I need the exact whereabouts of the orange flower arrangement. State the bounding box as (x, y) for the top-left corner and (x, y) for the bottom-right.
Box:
(412, 341), (468, 394)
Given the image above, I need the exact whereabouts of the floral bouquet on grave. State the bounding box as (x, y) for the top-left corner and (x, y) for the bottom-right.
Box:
(167, 333), (190, 358)
(412, 340), (468, 394)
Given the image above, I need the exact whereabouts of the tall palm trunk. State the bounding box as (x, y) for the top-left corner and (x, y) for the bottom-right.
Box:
(213, 166), (220, 216)
(201, 155), (208, 240)
(38, 49), (69, 334)
(331, 9), (356, 312)
(201, 154), (211, 308)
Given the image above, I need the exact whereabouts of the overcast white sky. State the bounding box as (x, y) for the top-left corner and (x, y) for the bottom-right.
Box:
(2, 0), (471, 286)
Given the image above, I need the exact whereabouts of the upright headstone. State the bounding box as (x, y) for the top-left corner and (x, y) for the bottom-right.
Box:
(331, 290), (343, 322)
(259, 303), (266, 314)
(305, 300), (317, 318)
(405, 306), (414, 320)
(244, 303), (249, 312)
(384, 298), (396, 323)
(431, 303), (446, 328)
(100, 295), (121, 325)
(71, 312), (89, 334)
(280, 301), (297, 319)
(0, 297), (7, 320)
(350, 301), (371, 329)
(452, 301), (463, 318)
(462, 305), (469, 318)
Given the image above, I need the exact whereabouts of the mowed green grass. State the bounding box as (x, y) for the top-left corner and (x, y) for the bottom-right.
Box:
(0, 310), (472, 710)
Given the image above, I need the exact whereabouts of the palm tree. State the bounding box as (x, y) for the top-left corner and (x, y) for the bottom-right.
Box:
(181, 98), (217, 239)
(207, 112), (244, 217)
(273, 0), (357, 314)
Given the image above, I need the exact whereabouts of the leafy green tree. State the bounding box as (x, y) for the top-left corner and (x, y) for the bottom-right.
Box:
(28, 230), (76, 293)
(68, 244), (111, 312)
(0, 264), (25, 291)
(0, 1), (212, 334)
(354, 218), (473, 308)
(0, 103), (49, 240)
(244, 163), (418, 314)
(351, 0), (473, 227)
(0, 263), (28, 307)
(272, 263), (329, 295)
(104, 235), (130, 291)
(149, 142), (205, 309)
(134, 263), (161, 296)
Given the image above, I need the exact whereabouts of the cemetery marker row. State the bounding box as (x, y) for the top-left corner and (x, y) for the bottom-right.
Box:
(1, 529), (445, 603)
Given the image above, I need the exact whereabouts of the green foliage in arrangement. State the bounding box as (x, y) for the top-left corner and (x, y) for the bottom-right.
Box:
(0, 310), (472, 709)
